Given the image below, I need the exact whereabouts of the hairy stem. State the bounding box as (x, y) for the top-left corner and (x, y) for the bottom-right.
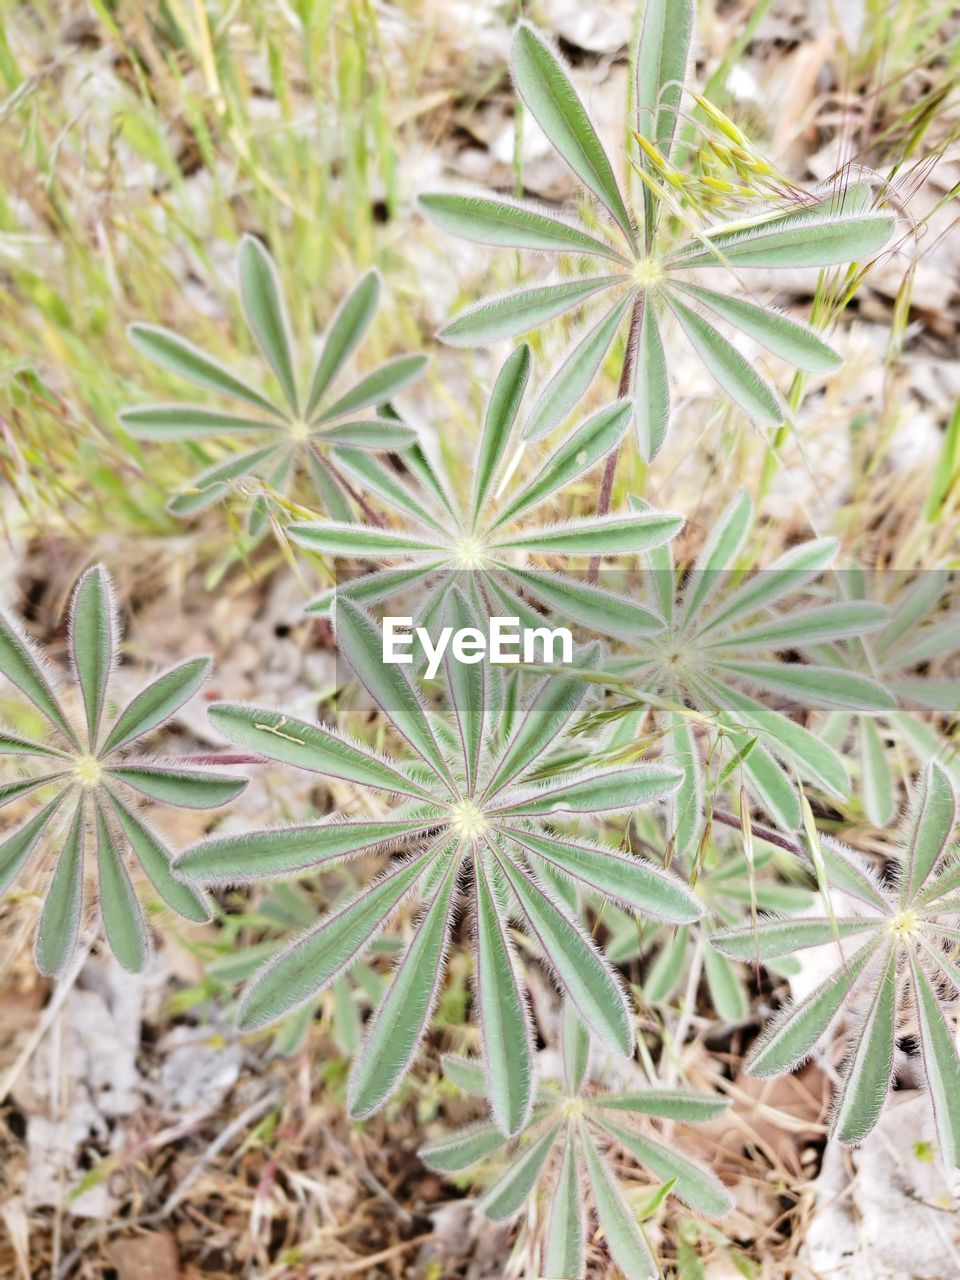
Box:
(589, 294), (644, 583)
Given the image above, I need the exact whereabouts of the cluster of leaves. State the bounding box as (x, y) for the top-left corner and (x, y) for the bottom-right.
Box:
(421, 1001), (731, 1280)
(421, 11), (895, 456)
(3, 4), (955, 1278)
(0, 565), (244, 974)
(120, 236), (424, 532)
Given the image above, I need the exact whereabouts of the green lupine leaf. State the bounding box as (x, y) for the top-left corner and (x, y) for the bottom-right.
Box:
(860, 714), (896, 825)
(712, 601), (888, 649)
(443, 590), (487, 794)
(305, 564), (443, 619)
(717, 660), (897, 712)
(700, 537), (837, 635)
(0, 772), (68, 808)
(560, 997), (590, 1094)
(494, 510), (683, 556)
(441, 1053), (489, 1097)
(475, 856), (533, 1136)
(494, 762), (682, 818)
(592, 1090), (730, 1122)
(35, 801), (85, 976)
(70, 563), (115, 747)
(502, 568), (664, 640)
(288, 520), (441, 559)
(633, 298), (670, 460)
(105, 790), (211, 923)
(641, 925), (688, 1002)
(238, 851), (432, 1029)
(498, 853), (633, 1054)
(167, 445), (285, 516)
(318, 355), (428, 422)
(238, 236), (299, 412)
(746, 938), (879, 1076)
(523, 294), (633, 441)
(595, 1115), (733, 1217)
(95, 800), (148, 973)
(471, 343), (531, 521)
(0, 610), (78, 746)
(668, 715), (703, 856)
(668, 297), (782, 425)
(507, 828), (700, 922)
(581, 1124), (658, 1280)
(481, 1122), (561, 1221)
(484, 659), (595, 797)
(830, 943), (897, 1144)
(910, 952), (960, 1167)
(703, 678), (849, 796)
(420, 192), (626, 261)
(419, 1121), (509, 1173)
(333, 448), (446, 534)
(348, 850), (459, 1119)
(0, 728), (68, 759)
(305, 270), (380, 418)
(544, 1129), (585, 1280)
(0, 796), (67, 893)
(511, 23), (636, 248)
(315, 420), (419, 449)
(440, 277), (620, 345)
(729, 730), (801, 830)
(334, 599), (453, 787)
(107, 765), (245, 809)
(712, 916), (879, 961)
(501, 399), (631, 524)
(102, 657), (210, 756)
(816, 835), (891, 913)
(175, 817), (436, 884)
(207, 703), (434, 801)
(671, 282), (843, 372)
(127, 323), (282, 415)
(899, 761), (957, 904)
(668, 207), (895, 270)
(703, 940), (748, 1022)
(681, 489), (753, 631)
(635, 0), (692, 164)
(119, 404), (282, 439)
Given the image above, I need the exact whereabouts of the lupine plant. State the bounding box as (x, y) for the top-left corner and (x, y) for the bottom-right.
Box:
(0, 565), (245, 973)
(420, 1001), (731, 1280)
(120, 236), (424, 531)
(713, 763), (960, 1158)
(172, 596), (703, 1134)
(285, 342), (682, 637)
(421, 10), (896, 457)
(593, 490), (896, 845)
(5, 2), (955, 1275)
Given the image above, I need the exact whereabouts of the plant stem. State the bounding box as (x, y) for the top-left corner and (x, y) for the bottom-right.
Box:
(589, 294), (644, 583)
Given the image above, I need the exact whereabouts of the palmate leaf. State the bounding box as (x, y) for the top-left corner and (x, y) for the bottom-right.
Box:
(0, 565), (245, 972)
(126, 242), (426, 528)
